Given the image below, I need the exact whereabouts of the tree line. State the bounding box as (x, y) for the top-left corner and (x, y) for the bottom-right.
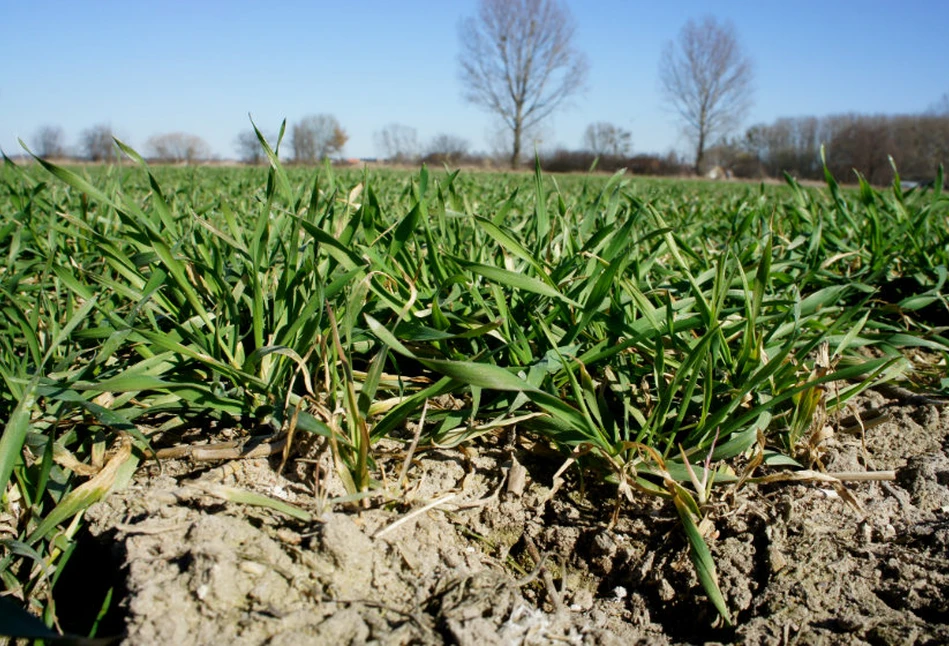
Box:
(536, 109), (949, 182)
(31, 124), (214, 164)
(718, 111), (949, 183)
(30, 110), (949, 184)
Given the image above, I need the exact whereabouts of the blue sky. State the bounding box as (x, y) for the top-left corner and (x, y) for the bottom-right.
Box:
(2, 0), (947, 160)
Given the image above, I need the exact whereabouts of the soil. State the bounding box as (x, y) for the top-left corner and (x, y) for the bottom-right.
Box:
(67, 387), (949, 645)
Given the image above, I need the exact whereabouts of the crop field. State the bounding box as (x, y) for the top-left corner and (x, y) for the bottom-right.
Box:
(1, 137), (948, 641)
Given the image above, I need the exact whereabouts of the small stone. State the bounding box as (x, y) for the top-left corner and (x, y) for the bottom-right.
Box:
(505, 456), (528, 497)
(570, 588), (595, 611)
(857, 521), (873, 543)
(239, 561), (266, 576)
(769, 547), (788, 574)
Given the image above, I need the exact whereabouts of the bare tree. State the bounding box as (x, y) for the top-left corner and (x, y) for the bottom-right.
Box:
(425, 134), (470, 165)
(583, 122), (632, 157)
(235, 130), (271, 164)
(659, 16), (754, 173)
(374, 124), (420, 163)
(929, 92), (949, 116)
(291, 114), (348, 163)
(33, 125), (66, 158)
(146, 132), (210, 163)
(459, 0), (588, 168)
(79, 124), (117, 162)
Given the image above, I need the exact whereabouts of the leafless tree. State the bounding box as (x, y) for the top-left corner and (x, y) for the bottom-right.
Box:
(825, 115), (893, 184)
(892, 115), (949, 179)
(235, 130), (272, 164)
(291, 114), (348, 163)
(929, 92), (949, 116)
(583, 122), (632, 157)
(33, 125), (66, 158)
(79, 124), (117, 162)
(659, 16), (754, 173)
(425, 134), (470, 165)
(146, 132), (210, 163)
(374, 124), (420, 163)
(459, 0), (588, 169)
(744, 116), (822, 178)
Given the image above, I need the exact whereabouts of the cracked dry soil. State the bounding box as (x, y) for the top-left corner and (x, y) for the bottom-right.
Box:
(67, 388), (948, 645)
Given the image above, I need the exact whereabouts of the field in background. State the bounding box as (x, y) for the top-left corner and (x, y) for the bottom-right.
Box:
(1, 148), (947, 635)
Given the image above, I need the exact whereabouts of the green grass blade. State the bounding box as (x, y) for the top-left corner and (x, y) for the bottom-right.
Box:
(673, 490), (732, 625)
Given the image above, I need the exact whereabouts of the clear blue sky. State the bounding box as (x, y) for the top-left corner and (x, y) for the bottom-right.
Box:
(2, 0), (947, 161)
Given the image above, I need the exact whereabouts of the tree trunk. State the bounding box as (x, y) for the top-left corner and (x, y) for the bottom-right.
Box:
(511, 121), (522, 170)
(695, 128), (705, 175)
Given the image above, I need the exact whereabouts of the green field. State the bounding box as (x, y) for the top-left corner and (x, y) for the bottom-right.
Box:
(1, 141), (947, 631)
